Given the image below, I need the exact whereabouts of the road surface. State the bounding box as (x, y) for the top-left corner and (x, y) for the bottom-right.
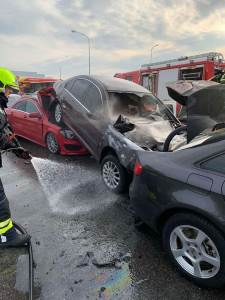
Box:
(0, 138), (224, 299)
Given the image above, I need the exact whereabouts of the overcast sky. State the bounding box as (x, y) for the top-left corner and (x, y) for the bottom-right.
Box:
(1, 0), (225, 78)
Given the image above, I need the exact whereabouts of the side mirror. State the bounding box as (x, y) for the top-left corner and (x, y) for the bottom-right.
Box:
(29, 112), (42, 119)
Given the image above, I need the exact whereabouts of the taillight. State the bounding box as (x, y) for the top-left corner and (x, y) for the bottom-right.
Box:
(134, 161), (143, 176)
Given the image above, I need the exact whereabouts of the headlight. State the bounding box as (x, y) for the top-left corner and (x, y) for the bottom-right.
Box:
(60, 129), (75, 139)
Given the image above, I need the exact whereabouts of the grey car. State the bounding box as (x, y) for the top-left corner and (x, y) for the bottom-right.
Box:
(130, 81), (225, 288)
(130, 133), (225, 288)
(53, 75), (183, 193)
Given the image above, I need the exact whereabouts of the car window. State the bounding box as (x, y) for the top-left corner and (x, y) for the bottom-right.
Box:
(70, 79), (90, 103)
(26, 102), (39, 113)
(201, 153), (225, 175)
(108, 92), (174, 123)
(83, 84), (102, 113)
(64, 78), (74, 90)
(8, 94), (21, 107)
(13, 101), (27, 112)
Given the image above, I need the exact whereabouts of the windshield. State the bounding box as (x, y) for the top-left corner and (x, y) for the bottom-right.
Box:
(108, 92), (176, 123)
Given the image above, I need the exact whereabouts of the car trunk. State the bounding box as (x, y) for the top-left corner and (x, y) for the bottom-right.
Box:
(167, 80), (225, 142)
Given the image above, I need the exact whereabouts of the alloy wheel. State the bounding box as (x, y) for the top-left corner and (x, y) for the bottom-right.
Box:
(46, 133), (59, 153)
(170, 225), (220, 279)
(55, 104), (62, 124)
(102, 161), (120, 190)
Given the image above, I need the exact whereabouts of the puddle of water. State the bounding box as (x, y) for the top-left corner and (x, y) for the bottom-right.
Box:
(31, 157), (117, 216)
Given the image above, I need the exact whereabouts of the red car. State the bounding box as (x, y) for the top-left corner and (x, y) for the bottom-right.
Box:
(5, 90), (88, 156)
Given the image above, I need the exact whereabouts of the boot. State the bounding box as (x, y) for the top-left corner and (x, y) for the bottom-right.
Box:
(0, 226), (30, 248)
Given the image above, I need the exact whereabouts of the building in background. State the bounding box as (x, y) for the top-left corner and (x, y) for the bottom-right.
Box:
(12, 71), (45, 78)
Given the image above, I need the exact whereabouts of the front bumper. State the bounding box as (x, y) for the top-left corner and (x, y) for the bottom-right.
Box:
(59, 137), (89, 156)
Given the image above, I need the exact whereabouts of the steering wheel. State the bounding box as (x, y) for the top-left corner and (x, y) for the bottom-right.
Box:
(163, 125), (187, 152)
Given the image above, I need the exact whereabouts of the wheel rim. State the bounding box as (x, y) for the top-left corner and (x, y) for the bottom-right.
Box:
(170, 225), (220, 279)
(102, 161), (120, 190)
(47, 134), (59, 153)
(55, 104), (62, 123)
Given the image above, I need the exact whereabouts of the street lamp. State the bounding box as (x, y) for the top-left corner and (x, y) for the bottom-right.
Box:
(59, 56), (69, 80)
(150, 44), (159, 64)
(71, 30), (91, 75)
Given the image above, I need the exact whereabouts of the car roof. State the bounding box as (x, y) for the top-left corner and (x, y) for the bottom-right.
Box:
(63, 75), (151, 94)
(91, 75), (151, 93)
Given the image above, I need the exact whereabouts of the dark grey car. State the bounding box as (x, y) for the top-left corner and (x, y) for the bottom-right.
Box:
(130, 134), (225, 288)
(53, 75), (183, 193)
(129, 81), (225, 288)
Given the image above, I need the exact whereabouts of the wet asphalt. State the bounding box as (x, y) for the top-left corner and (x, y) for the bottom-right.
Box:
(1, 138), (225, 300)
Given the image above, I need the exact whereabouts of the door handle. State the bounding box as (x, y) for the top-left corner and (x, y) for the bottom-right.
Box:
(23, 115), (28, 119)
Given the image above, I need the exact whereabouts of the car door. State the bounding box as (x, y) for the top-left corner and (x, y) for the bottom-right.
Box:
(10, 101), (27, 136)
(62, 78), (89, 135)
(24, 101), (43, 144)
(62, 78), (98, 153)
(80, 82), (105, 155)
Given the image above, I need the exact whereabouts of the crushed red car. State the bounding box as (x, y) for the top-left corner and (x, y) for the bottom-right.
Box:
(5, 87), (88, 156)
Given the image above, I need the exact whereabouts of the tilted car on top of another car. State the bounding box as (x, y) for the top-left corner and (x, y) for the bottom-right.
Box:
(52, 75), (188, 192)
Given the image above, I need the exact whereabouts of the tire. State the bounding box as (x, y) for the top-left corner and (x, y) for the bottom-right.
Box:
(162, 213), (225, 288)
(53, 103), (63, 125)
(101, 154), (128, 194)
(46, 132), (60, 154)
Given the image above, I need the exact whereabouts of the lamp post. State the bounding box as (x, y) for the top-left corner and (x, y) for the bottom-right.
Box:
(150, 44), (159, 64)
(59, 56), (69, 80)
(71, 30), (91, 75)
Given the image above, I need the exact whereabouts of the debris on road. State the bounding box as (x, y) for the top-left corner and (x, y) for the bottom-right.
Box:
(134, 277), (149, 286)
(76, 251), (132, 269)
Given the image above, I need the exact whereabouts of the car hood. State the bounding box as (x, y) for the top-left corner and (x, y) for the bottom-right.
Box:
(38, 86), (57, 111)
(113, 115), (186, 151)
(167, 81), (225, 142)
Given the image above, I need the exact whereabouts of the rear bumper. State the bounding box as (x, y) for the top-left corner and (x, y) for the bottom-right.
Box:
(129, 175), (162, 231)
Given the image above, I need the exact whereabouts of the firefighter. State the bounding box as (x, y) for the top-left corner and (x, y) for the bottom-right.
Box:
(0, 67), (30, 247)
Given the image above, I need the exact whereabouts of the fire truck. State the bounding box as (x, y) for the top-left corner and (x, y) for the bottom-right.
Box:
(115, 52), (225, 114)
(18, 77), (58, 95)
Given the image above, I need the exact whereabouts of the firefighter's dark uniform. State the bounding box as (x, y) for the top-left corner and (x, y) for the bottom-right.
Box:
(0, 95), (30, 246)
(0, 93), (12, 235)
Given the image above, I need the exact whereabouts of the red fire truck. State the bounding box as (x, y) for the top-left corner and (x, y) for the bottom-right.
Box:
(18, 77), (58, 95)
(115, 52), (225, 114)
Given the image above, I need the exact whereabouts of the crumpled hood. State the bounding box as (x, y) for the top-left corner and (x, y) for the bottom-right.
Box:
(125, 118), (174, 149)
(38, 86), (57, 111)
